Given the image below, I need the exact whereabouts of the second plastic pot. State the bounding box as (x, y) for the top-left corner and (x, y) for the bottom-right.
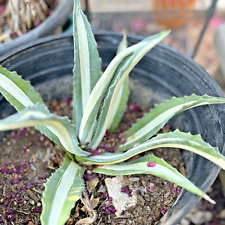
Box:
(0, 0), (73, 56)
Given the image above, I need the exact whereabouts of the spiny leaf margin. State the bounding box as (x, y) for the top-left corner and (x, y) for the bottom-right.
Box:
(41, 155), (85, 225)
(0, 65), (68, 151)
(108, 34), (129, 133)
(76, 130), (225, 169)
(119, 94), (225, 152)
(0, 104), (90, 156)
(93, 154), (214, 203)
(86, 31), (170, 148)
(78, 31), (170, 145)
(0, 65), (45, 111)
(72, 0), (101, 132)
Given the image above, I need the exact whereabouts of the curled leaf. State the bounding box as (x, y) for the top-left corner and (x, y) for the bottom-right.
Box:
(93, 154), (215, 203)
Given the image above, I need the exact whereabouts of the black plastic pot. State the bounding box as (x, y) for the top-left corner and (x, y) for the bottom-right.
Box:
(0, 0), (73, 57)
(0, 32), (225, 224)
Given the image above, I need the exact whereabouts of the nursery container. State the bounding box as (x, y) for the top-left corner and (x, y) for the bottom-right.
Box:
(0, 32), (225, 224)
(0, 0), (73, 56)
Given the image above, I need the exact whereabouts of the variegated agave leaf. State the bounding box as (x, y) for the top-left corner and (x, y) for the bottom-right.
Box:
(80, 31), (170, 146)
(80, 35), (130, 145)
(93, 154), (215, 203)
(72, 0), (101, 133)
(0, 65), (45, 110)
(108, 77), (129, 133)
(0, 104), (89, 157)
(108, 34), (129, 133)
(41, 156), (85, 225)
(0, 66), (67, 152)
(118, 94), (225, 152)
(76, 130), (225, 169)
(78, 40), (142, 144)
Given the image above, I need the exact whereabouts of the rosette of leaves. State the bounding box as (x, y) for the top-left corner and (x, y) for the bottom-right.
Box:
(1, 0), (225, 224)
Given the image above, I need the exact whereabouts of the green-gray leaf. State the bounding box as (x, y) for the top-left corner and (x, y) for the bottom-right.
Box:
(0, 65), (65, 152)
(76, 130), (225, 170)
(108, 77), (129, 133)
(108, 34), (129, 133)
(88, 53), (133, 149)
(41, 155), (85, 225)
(93, 154), (214, 203)
(72, 0), (101, 132)
(119, 94), (225, 152)
(0, 65), (45, 111)
(80, 31), (170, 145)
(0, 104), (90, 157)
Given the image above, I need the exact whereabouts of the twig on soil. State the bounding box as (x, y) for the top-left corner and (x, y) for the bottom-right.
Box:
(25, 189), (39, 202)
(97, 198), (108, 211)
(16, 210), (30, 215)
(32, 187), (42, 195)
(97, 217), (102, 225)
(75, 191), (98, 225)
(114, 215), (132, 219)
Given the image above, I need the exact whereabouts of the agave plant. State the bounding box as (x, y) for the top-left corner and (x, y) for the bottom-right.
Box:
(1, 0), (225, 224)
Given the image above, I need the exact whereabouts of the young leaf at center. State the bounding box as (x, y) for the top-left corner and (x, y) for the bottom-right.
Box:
(78, 31), (170, 145)
(87, 31), (170, 149)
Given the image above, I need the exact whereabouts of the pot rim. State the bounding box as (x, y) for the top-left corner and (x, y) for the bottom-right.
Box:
(0, 31), (223, 98)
